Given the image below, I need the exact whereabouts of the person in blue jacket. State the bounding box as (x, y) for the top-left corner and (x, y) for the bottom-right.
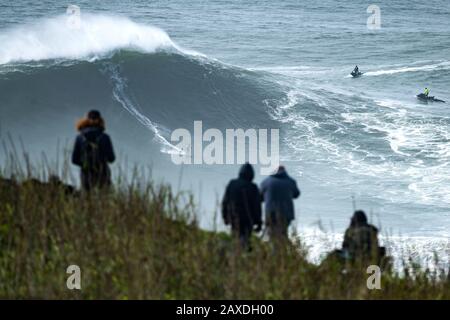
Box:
(260, 166), (300, 241)
(72, 110), (115, 191)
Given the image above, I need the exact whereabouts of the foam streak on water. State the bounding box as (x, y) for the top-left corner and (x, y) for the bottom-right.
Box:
(101, 62), (182, 154)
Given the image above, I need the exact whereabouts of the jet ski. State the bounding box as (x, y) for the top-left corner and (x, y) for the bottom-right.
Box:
(351, 71), (363, 78)
(416, 93), (445, 103)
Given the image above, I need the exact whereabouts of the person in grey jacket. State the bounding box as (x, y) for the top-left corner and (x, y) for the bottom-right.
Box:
(260, 166), (300, 241)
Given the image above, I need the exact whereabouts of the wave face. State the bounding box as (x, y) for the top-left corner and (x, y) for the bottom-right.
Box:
(0, 52), (281, 154)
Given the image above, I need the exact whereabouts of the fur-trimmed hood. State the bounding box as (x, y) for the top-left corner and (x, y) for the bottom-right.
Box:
(76, 117), (105, 132)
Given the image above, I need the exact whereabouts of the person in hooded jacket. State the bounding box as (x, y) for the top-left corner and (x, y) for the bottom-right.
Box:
(222, 163), (262, 250)
(72, 110), (115, 191)
(260, 166), (300, 241)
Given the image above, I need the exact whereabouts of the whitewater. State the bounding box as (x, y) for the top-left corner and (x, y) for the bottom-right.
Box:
(0, 14), (176, 64)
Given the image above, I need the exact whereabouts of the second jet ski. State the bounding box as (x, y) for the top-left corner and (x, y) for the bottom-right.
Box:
(417, 93), (445, 103)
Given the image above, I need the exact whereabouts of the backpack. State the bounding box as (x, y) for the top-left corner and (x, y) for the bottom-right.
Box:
(80, 133), (104, 172)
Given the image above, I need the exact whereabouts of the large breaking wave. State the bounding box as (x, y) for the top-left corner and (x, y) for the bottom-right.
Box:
(0, 14), (282, 156)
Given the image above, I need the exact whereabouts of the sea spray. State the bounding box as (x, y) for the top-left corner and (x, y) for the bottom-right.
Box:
(0, 14), (175, 64)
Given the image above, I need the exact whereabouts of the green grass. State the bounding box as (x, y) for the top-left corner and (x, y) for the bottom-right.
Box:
(0, 160), (448, 299)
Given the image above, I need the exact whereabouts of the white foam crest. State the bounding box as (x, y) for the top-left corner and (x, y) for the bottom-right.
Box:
(0, 13), (192, 64)
(364, 61), (450, 76)
(374, 99), (404, 109)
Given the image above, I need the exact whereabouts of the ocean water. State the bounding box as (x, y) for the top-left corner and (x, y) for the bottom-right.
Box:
(0, 0), (449, 265)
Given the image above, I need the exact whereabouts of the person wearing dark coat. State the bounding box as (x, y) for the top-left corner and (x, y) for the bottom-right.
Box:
(319, 210), (389, 270)
(260, 166), (300, 241)
(342, 210), (380, 260)
(72, 110), (115, 191)
(222, 163), (262, 250)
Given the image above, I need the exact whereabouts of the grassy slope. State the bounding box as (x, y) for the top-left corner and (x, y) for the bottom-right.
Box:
(0, 176), (448, 299)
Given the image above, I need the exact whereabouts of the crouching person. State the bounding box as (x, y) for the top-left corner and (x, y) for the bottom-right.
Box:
(342, 210), (384, 262)
(72, 110), (115, 191)
(321, 210), (390, 271)
(222, 163), (262, 250)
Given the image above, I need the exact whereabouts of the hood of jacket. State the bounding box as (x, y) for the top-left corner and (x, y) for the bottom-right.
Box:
(350, 210), (369, 227)
(76, 117), (105, 132)
(238, 163), (254, 182)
